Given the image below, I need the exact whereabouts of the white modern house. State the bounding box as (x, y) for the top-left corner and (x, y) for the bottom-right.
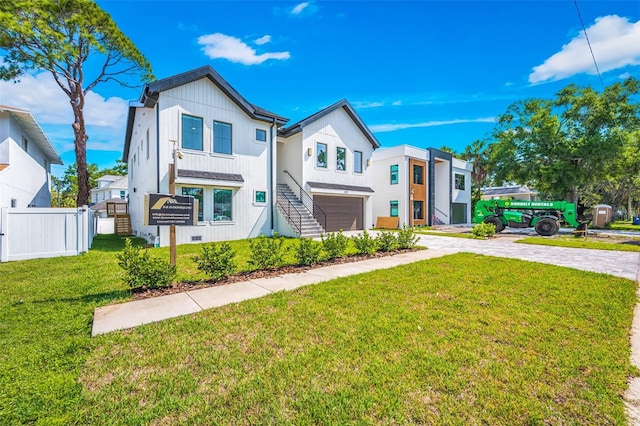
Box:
(371, 145), (472, 227)
(91, 174), (128, 204)
(277, 99), (379, 233)
(0, 105), (63, 208)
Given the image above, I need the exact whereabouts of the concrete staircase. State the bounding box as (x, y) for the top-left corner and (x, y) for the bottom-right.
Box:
(276, 184), (325, 238)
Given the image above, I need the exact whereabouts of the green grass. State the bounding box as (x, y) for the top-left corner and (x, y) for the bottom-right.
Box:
(0, 235), (636, 424)
(517, 236), (640, 252)
(413, 229), (477, 239)
(609, 220), (640, 232)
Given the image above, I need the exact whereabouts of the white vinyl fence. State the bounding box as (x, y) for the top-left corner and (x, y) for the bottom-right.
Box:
(0, 207), (94, 262)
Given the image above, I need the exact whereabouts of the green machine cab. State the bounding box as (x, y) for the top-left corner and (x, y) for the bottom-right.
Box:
(472, 199), (584, 236)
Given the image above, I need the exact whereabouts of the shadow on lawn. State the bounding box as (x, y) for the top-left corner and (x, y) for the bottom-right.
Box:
(29, 289), (131, 306)
(89, 235), (147, 252)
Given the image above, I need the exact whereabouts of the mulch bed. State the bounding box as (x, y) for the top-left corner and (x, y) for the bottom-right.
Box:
(131, 248), (420, 300)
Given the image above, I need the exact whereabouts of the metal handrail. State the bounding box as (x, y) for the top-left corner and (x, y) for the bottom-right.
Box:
(276, 189), (302, 234)
(435, 207), (449, 218)
(282, 170), (327, 230)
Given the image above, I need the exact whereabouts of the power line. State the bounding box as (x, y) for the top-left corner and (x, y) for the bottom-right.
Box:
(573, 0), (605, 90)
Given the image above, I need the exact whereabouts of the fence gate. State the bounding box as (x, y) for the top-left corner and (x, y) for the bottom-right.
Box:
(0, 207), (94, 262)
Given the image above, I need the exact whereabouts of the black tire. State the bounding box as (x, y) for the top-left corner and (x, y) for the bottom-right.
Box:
(484, 216), (505, 233)
(535, 218), (559, 236)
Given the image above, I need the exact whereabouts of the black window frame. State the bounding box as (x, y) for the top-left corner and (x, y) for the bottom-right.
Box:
(182, 114), (203, 151)
(354, 151), (363, 174)
(256, 128), (267, 142)
(455, 173), (466, 190)
(336, 147), (346, 171)
(316, 142), (327, 168)
(214, 121), (233, 155)
(413, 164), (424, 185)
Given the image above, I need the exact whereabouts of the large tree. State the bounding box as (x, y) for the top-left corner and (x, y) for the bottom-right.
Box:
(460, 139), (492, 207)
(0, 0), (152, 206)
(489, 77), (639, 204)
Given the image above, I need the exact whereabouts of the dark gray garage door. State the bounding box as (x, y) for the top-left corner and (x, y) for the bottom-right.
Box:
(314, 196), (363, 232)
(452, 203), (467, 224)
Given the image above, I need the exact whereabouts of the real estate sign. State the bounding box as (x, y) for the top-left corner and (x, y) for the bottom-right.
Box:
(144, 194), (198, 226)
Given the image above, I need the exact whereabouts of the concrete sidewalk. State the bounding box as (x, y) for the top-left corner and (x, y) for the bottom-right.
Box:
(92, 248), (450, 336)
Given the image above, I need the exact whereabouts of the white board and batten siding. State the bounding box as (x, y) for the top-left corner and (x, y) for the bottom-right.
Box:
(0, 207), (94, 262)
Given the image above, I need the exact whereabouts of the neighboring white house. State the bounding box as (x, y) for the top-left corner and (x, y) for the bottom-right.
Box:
(123, 66), (288, 246)
(371, 145), (472, 227)
(277, 99), (379, 232)
(91, 174), (128, 204)
(0, 105), (63, 208)
(481, 185), (538, 201)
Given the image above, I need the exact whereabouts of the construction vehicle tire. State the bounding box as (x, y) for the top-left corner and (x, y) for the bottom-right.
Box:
(535, 218), (559, 236)
(484, 216), (505, 232)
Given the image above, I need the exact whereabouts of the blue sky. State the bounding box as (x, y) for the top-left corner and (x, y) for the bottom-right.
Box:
(1, 0), (639, 178)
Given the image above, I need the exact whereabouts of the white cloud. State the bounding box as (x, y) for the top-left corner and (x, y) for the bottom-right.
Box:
(529, 15), (640, 83)
(370, 117), (496, 133)
(352, 101), (384, 108)
(391, 100), (403, 106)
(291, 2), (309, 15)
(254, 35), (272, 45)
(619, 72), (631, 79)
(198, 33), (290, 65)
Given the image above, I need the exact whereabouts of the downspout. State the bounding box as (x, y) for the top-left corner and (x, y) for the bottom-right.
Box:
(156, 101), (160, 239)
(269, 118), (276, 234)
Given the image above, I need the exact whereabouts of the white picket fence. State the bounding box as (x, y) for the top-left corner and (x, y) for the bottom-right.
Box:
(0, 207), (94, 262)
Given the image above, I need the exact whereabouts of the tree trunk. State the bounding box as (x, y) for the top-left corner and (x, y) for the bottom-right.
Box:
(70, 93), (89, 207)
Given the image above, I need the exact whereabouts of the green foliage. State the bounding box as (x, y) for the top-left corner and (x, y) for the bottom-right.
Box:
(321, 231), (348, 259)
(116, 239), (176, 289)
(471, 222), (496, 239)
(248, 233), (286, 270)
(192, 242), (237, 281)
(352, 230), (377, 255)
(294, 237), (322, 266)
(396, 225), (420, 249)
(376, 231), (398, 252)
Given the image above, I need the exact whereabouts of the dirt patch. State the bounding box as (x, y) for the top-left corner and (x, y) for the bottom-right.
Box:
(131, 248), (420, 301)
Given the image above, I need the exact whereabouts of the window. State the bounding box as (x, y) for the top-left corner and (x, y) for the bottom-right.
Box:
(214, 121), (232, 154)
(455, 173), (466, 190)
(256, 129), (267, 142)
(120, 190), (126, 199)
(413, 164), (424, 185)
(146, 129), (150, 160)
(336, 147), (346, 171)
(413, 201), (424, 220)
(255, 190), (266, 203)
(390, 165), (399, 185)
(21, 136), (28, 152)
(182, 115), (203, 151)
(316, 142), (327, 168)
(354, 151), (363, 173)
(10, 198), (17, 208)
(390, 200), (399, 217)
(214, 189), (232, 221)
(182, 187), (204, 222)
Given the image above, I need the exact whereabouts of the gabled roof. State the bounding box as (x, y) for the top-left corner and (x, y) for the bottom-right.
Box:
(482, 185), (538, 197)
(123, 66), (288, 162)
(91, 175), (128, 193)
(0, 105), (63, 165)
(278, 99), (381, 149)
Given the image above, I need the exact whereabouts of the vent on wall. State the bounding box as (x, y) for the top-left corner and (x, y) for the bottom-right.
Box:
(191, 235), (202, 242)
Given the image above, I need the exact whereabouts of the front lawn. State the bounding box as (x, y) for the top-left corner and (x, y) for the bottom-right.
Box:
(609, 221), (640, 232)
(517, 235), (640, 252)
(0, 235), (636, 424)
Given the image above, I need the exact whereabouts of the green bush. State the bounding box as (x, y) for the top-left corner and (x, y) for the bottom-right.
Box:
(321, 231), (348, 259)
(397, 225), (420, 249)
(248, 233), (286, 270)
(192, 242), (237, 281)
(376, 231), (398, 252)
(472, 222), (496, 239)
(116, 238), (176, 290)
(352, 230), (377, 255)
(295, 237), (322, 266)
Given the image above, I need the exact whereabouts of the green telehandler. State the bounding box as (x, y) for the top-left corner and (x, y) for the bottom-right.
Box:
(472, 199), (587, 236)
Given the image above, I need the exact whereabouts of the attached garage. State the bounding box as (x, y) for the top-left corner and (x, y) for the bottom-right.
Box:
(314, 195), (363, 232)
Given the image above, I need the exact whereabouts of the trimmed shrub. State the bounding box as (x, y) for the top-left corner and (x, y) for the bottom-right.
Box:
(397, 225), (420, 249)
(248, 233), (286, 270)
(376, 231), (398, 252)
(192, 242), (237, 281)
(321, 231), (348, 259)
(352, 230), (377, 255)
(116, 238), (176, 290)
(472, 222), (496, 239)
(295, 237), (322, 266)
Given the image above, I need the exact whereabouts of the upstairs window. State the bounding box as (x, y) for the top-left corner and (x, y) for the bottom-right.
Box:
(316, 142), (327, 168)
(182, 115), (203, 151)
(256, 129), (267, 142)
(214, 121), (232, 154)
(413, 164), (424, 185)
(336, 147), (346, 171)
(120, 190), (126, 199)
(390, 165), (399, 185)
(455, 173), (466, 190)
(354, 151), (363, 173)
